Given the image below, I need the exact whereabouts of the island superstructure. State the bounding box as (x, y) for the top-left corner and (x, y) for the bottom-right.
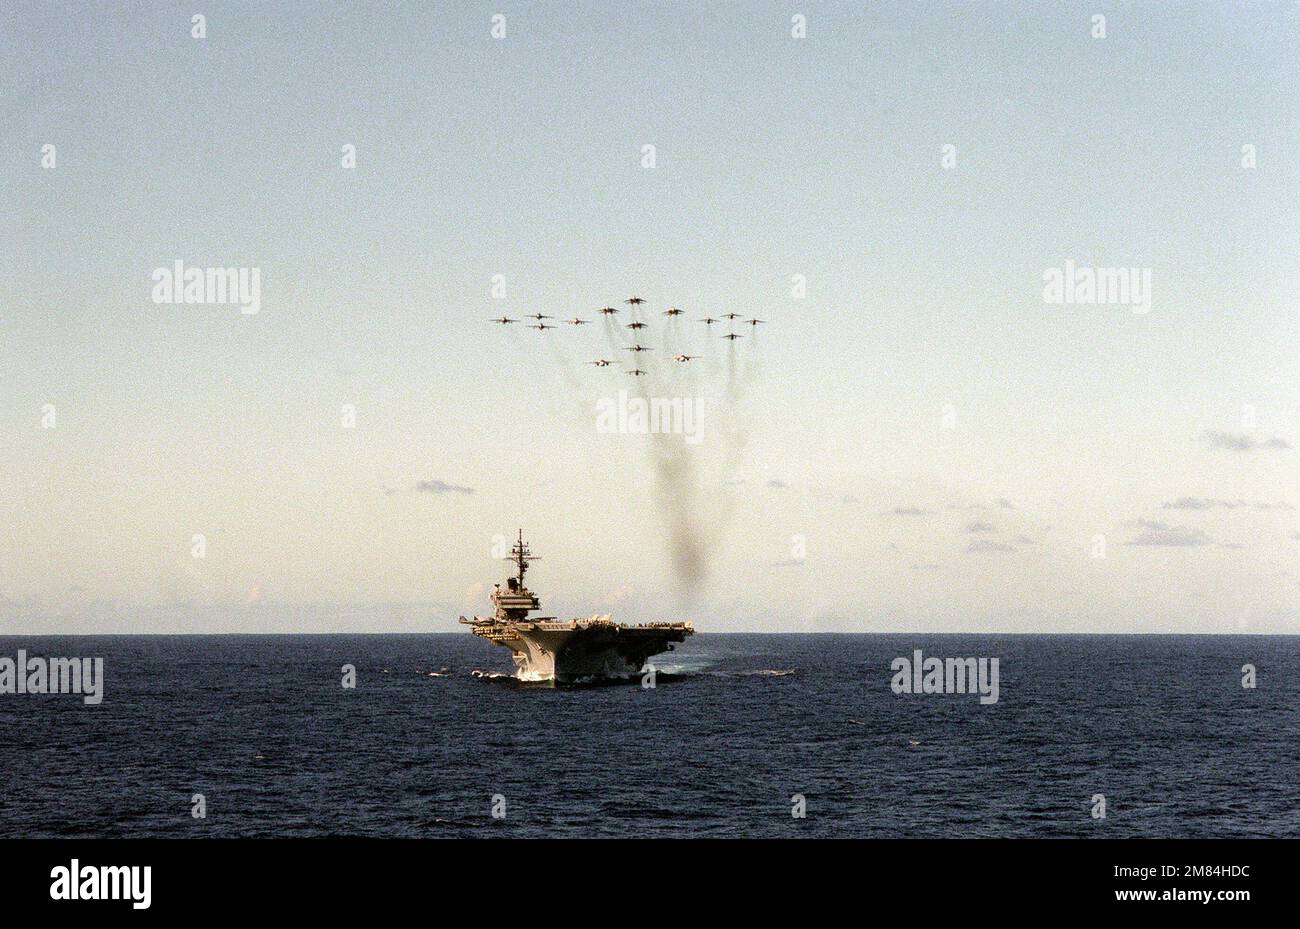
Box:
(460, 531), (694, 682)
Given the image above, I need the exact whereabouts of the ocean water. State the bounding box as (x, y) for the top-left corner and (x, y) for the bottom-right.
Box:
(0, 633), (1296, 838)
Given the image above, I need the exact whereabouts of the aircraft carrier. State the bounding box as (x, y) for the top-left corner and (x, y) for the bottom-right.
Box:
(460, 531), (693, 683)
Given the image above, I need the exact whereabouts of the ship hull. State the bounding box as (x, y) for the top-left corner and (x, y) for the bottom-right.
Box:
(476, 623), (690, 683)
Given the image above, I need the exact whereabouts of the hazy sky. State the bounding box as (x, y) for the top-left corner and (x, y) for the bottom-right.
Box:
(2, 2), (1297, 633)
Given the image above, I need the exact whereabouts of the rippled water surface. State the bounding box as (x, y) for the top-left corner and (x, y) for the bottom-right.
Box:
(1, 634), (1296, 837)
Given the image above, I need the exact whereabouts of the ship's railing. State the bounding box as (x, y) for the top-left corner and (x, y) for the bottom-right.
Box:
(525, 618), (694, 632)
(466, 616), (693, 633)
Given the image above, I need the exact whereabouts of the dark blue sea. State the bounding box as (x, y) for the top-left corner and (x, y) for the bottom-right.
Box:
(1, 634), (1295, 838)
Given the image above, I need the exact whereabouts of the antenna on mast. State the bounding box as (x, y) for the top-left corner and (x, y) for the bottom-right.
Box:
(511, 529), (539, 586)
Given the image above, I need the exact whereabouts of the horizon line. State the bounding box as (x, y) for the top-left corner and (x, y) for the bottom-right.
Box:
(0, 630), (1295, 637)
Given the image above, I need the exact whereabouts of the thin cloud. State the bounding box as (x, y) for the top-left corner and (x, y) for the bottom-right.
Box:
(966, 539), (1015, 553)
(1124, 519), (1210, 547)
(1159, 497), (1293, 511)
(1200, 430), (1292, 452)
(1160, 497), (1246, 510)
(415, 480), (475, 495)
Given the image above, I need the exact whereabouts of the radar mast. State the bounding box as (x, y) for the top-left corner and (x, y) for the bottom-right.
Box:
(511, 529), (539, 587)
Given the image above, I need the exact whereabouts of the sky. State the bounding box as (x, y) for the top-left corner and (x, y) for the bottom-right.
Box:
(1, 2), (1297, 633)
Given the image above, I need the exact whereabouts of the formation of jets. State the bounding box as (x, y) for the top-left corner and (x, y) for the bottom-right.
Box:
(491, 297), (765, 374)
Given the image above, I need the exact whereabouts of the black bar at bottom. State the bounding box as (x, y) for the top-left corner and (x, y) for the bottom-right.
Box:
(0, 838), (1287, 917)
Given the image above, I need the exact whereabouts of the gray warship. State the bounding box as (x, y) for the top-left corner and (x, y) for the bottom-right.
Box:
(460, 531), (694, 683)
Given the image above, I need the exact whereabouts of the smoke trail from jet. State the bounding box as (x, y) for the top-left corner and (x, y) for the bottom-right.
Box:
(742, 321), (762, 389)
(603, 313), (634, 371)
(542, 328), (585, 393)
(711, 320), (760, 554)
(643, 310), (712, 603)
(600, 312), (624, 362)
(514, 297), (763, 605)
(648, 432), (708, 602)
(502, 316), (597, 433)
(725, 333), (741, 403)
